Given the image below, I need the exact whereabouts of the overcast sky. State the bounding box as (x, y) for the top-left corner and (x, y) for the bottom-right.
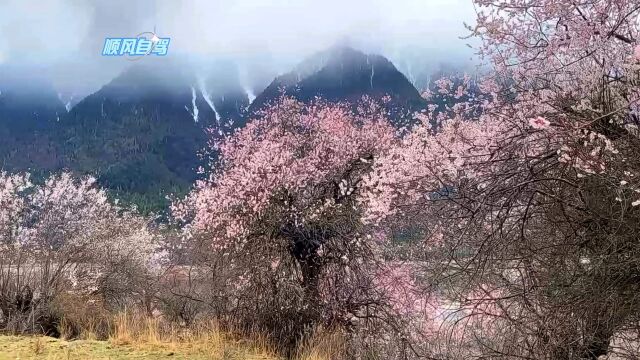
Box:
(0, 0), (477, 94)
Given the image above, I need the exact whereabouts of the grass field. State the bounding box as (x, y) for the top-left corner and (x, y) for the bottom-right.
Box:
(0, 335), (280, 360)
(0, 310), (340, 360)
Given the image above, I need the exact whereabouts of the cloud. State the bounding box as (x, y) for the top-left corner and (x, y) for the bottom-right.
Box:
(155, 0), (475, 59)
(0, 0), (92, 62)
(0, 0), (476, 93)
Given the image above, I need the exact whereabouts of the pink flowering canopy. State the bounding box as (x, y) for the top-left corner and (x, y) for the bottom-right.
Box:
(1, 172), (157, 262)
(0, 171), (160, 311)
(175, 97), (398, 250)
(356, 1), (640, 356)
(364, 0), (640, 227)
(172, 97), (414, 335)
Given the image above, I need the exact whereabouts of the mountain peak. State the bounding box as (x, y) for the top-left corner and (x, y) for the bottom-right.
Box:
(249, 46), (426, 121)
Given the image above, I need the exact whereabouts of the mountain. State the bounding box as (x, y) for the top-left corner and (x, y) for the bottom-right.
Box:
(0, 48), (429, 212)
(250, 46), (427, 125)
(57, 63), (206, 209)
(0, 67), (66, 171)
(199, 60), (254, 126)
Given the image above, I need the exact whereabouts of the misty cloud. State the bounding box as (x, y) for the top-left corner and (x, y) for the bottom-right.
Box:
(0, 0), (476, 96)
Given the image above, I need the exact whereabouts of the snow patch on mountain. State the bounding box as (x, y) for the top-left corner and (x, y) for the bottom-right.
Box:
(239, 66), (256, 105)
(197, 78), (220, 125)
(184, 86), (199, 123)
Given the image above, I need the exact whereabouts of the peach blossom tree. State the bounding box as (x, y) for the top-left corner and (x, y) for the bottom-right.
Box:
(0, 172), (159, 335)
(362, 0), (640, 358)
(172, 98), (425, 348)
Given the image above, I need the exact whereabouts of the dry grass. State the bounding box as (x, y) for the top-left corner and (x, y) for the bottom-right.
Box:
(294, 328), (346, 360)
(106, 312), (279, 359)
(0, 323), (279, 360)
(0, 310), (343, 359)
(0, 335), (180, 360)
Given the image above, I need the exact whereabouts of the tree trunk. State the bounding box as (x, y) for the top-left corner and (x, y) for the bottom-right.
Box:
(299, 257), (321, 306)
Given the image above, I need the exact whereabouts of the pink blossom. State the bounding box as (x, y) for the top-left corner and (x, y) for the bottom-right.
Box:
(528, 116), (550, 130)
(175, 97), (398, 250)
(635, 45), (640, 61)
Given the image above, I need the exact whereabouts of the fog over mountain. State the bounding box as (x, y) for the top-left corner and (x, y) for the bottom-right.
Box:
(0, 0), (476, 99)
(0, 0), (479, 212)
